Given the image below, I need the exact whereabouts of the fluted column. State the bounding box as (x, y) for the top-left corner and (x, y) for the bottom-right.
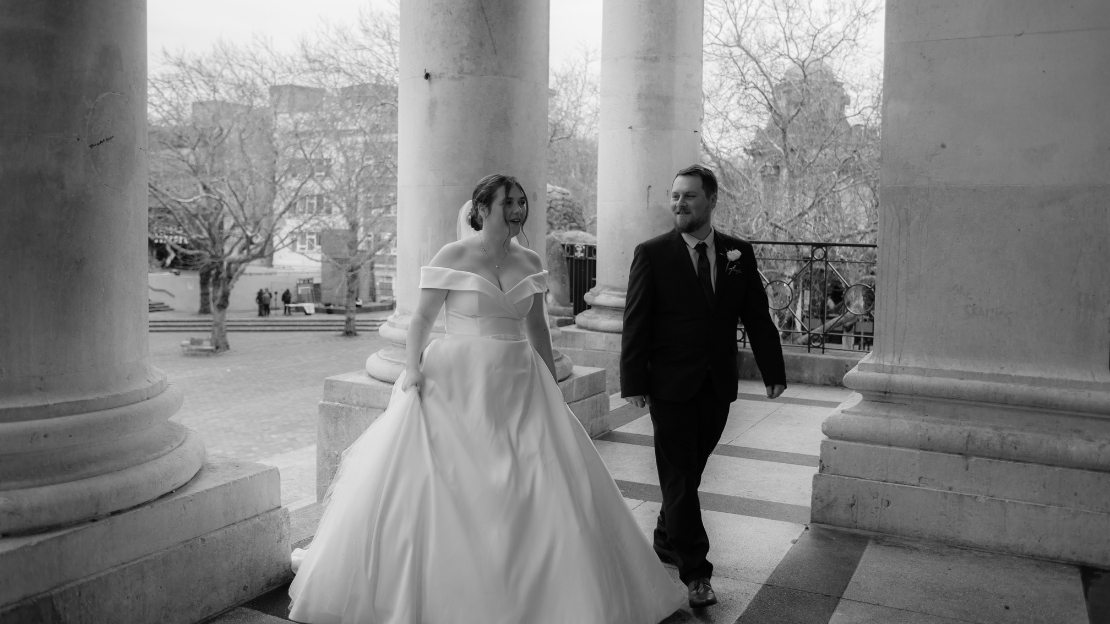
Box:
(812, 1), (1110, 566)
(366, 0), (551, 383)
(575, 0), (703, 332)
(0, 0), (205, 534)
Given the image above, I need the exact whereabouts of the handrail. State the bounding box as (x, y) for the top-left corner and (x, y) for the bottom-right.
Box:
(559, 239), (877, 354)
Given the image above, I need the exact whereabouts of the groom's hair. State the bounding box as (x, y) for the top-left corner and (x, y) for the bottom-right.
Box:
(674, 164), (718, 199)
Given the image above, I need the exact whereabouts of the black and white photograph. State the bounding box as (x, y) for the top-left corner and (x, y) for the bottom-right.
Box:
(1, 0), (1108, 622)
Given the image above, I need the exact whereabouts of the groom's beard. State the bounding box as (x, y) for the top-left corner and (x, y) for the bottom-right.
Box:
(674, 211), (710, 234)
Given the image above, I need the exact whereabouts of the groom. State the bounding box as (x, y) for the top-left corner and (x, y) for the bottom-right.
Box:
(621, 164), (786, 608)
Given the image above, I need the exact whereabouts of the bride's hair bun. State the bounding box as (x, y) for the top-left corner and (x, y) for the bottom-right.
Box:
(467, 202), (484, 231)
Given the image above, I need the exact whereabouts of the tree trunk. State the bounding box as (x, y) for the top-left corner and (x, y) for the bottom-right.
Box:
(343, 263), (359, 336)
(210, 275), (232, 352)
(198, 264), (214, 314)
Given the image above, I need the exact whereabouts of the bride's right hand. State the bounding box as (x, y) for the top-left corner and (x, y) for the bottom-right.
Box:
(402, 368), (426, 395)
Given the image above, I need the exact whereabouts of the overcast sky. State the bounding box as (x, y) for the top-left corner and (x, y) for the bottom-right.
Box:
(148, 0), (605, 73)
(149, 1), (882, 78)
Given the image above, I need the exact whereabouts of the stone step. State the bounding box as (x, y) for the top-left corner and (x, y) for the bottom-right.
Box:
(150, 321), (383, 325)
(149, 319), (385, 333)
(150, 318), (384, 324)
(151, 324), (384, 333)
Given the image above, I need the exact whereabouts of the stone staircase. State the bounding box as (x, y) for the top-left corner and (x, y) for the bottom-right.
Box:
(149, 300), (173, 313)
(149, 317), (386, 333)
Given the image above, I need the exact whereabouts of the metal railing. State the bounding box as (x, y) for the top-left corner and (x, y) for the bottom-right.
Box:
(561, 240), (876, 353)
(740, 241), (876, 353)
(562, 242), (597, 316)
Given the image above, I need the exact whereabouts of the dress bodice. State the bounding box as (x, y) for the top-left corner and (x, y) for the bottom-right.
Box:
(419, 267), (547, 340)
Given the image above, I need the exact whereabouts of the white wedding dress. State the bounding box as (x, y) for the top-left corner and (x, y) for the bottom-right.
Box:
(287, 266), (685, 624)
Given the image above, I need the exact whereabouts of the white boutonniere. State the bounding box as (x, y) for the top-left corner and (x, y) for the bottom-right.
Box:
(724, 248), (743, 275)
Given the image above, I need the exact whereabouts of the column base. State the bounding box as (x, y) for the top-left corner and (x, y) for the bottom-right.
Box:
(316, 366), (611, 499)
(574, 286), (625, 334)
(0, 457), (290, 623)
(813, 363), (1110, 567)
(364, 312), (415, 384)
(0, 382), (207, 535)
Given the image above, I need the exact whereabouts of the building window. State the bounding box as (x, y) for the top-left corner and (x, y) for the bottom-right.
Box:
(378, 275), (394, 298)
(296, 194), (328, 216)
(311, 158), (330, 178)
(296, 231), (318, 252)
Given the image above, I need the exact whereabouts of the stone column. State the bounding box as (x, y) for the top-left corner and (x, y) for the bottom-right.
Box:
(365, 0), (550, 383)
(1, 6), (288, 621)
(0, 0), (205, 535)
(558, 0), (703, 391)
(812, 2), (1110, 566)
(319, 1), (614, 498)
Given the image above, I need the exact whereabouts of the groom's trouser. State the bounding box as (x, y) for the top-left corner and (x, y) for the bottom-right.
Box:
(649, 373), (730, 585)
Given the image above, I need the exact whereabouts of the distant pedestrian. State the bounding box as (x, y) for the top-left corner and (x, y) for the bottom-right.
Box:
(256, 289), (265, 317)
(282, 289), (293, 315)
(262, 289), (273, 316)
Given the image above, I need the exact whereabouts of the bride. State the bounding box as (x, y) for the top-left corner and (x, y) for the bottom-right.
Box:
(288, 174), (685, 623)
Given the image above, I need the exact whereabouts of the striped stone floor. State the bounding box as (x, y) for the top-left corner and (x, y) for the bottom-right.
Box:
(211, 380), (1106, 624)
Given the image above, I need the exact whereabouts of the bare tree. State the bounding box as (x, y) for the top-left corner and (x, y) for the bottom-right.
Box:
(148, 42), (323, 351)
(547, 45), (601, 233)
(703, 0), (882, 243)
(283, 6), (401, 336)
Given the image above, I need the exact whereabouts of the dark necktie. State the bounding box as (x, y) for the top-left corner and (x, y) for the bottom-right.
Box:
(695, 241), (714, 306)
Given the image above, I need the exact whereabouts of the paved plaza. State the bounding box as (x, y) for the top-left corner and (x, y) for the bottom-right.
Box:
(152, 329), (387, 507)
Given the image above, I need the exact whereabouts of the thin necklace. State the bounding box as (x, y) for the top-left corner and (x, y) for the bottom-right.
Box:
(480, 236), (506, 269)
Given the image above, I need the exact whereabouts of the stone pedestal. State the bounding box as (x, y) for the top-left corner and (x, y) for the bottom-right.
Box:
(1, 459), (289, 623)
(366, 0), (550, 384)
(317, 367), (609, 500)
(812, 2), (1110, 566)
(559, 0), (703, 390)
(554, 325), (624, 392)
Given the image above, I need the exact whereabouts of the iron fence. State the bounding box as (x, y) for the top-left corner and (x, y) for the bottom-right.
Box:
(562, 242), (597, 316)
(740, 241), (876, 353)
(560, 240), (876, 353)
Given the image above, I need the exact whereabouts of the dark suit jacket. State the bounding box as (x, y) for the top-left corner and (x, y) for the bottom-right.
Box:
(620, 229), (786, 403)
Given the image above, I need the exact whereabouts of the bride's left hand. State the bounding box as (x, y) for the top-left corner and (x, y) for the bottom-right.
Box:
(402, 368), (426, 396)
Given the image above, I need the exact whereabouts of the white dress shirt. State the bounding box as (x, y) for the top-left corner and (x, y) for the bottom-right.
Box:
(681, 229), (716, 292)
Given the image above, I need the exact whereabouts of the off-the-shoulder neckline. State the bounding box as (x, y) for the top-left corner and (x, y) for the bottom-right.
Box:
(423, 266), (546, 295)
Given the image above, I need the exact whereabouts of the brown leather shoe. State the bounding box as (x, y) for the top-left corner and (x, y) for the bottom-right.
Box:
(687, 578), (718, 609)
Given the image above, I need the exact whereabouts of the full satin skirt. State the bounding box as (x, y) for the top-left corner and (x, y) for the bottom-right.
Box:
(288, 335), (685, 624)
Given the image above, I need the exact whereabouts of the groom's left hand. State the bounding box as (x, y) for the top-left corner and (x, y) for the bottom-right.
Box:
(766, 384), (786, 400)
